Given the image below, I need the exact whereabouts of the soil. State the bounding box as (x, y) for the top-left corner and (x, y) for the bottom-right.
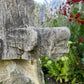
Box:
(45, 77), (69, 84)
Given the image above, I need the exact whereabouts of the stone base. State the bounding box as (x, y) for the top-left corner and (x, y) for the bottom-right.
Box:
(0, 59), (44, 84)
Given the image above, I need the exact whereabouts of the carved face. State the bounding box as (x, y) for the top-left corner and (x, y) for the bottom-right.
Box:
(2, 27), (70, 60)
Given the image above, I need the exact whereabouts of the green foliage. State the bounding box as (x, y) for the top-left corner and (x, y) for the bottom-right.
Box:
(35, 1), (84, 84)
(40, 41), (84, 83)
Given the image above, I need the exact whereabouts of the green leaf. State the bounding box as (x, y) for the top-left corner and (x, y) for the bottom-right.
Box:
(65, 77), (69, 82)
(56, 77), (60, 82)
(81, 58), (84, 65)
(68, 41), (73, 45)
(47, 60), (52, 65)
(71, 78), (77, 84)
(60, 78), (62, 83)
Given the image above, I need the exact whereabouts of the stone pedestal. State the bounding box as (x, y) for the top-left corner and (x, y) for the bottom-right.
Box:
(0, 59), (44, 84)
(0, 0), (70, 84)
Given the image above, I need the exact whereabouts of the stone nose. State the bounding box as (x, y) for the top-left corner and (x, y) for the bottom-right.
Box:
(34, 27), (70, 60)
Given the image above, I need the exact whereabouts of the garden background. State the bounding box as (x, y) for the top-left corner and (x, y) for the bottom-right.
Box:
(34, 0), (84, 84)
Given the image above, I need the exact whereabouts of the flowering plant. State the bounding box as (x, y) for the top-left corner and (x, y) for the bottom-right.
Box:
(61, 0), (84, 42)
(35, 1), (84, 83)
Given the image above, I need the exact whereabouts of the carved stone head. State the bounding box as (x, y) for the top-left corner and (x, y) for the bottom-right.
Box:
(0, 27), (70, 61)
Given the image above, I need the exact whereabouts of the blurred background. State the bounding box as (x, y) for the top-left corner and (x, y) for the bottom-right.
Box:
(34, 0), (84, 84)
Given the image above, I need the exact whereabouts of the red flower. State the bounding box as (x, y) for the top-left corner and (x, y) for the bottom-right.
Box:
(79, 38), (83, 42)
(69, 18), (72, 22)
(78, 19), (82, 23)
(75, 13), (81, 19)
(74, 13), (81, 21)
(81, 20), (84, 25)
(68, 8), (70, 10)
(82, 0), (84, 3)
(74, 18), (77, 21)
(66, 0), (73, 5)
(70, 14), (74, 18)
(75, 13), (81, 16)
(78, 19), (84, 25)
(68, 8), (70, 13)
(66, 0), (81, 5)
(74, 0), (81, 2)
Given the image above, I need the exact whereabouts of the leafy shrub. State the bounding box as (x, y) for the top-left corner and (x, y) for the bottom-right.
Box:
(40, 41), (84, 83)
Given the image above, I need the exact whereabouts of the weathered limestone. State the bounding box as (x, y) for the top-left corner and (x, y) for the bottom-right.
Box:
(1, 27), (70, 60)
(0, 0), (35, 28)
(0, 59), (43, 84)
(0, 0), (70, 84)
